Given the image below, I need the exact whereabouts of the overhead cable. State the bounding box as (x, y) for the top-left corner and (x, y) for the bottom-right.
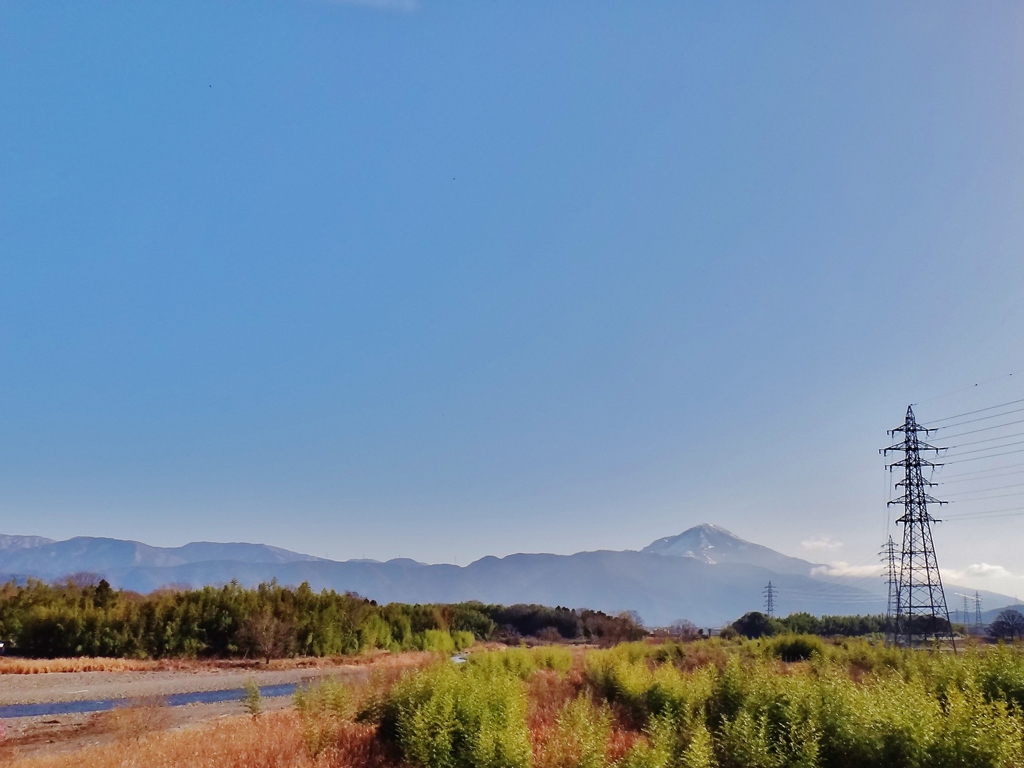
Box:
(939, 418), (1024, 441)
(943, 439), (1024, 457)
(944, 482), (1024, 496)
(943, 505), (1024, 519)
(935, 462), (1024, 480)
(931, 406), (1024, 431)
(946, 491), (1024, 503)
(944, 510), (1024, 522)
(943, 447), (1024, 465)
(928, 398), (1024, 424)
(946, 430), (1024, 449)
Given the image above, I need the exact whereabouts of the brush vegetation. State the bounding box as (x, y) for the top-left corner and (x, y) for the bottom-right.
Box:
(0, 579), (640, 659)
(7, 639), (1024, 768)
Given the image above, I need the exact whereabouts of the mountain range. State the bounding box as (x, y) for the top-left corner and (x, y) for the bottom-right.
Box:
(0, 524), (1011, 626)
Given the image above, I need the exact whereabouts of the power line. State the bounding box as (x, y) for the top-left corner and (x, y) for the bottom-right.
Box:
(944, 439), (1024, 457)
(945, 505), (1024, 519)
(915, 371), (1024, 407)
(944, 447), (1024, 465)
(928, 398), (1024, 424)
(944, 491), (1024, 503)
(944, 512), (1024, 522)
(944, 482), (1024, 496)
(939, 418), (1024, 441)
(947, 430), (1024, 449)
(932, 406), (1024, 431)
(936, 463), (1024, 481)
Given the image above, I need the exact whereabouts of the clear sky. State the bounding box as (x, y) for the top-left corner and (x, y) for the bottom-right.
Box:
(2, 2), (1023, 596)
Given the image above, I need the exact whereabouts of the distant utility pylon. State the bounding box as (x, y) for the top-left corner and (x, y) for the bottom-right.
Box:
(763, 581), (777, 618)
(881, 536), (899, 641)
(883, 405), (956, 651)
(974, 591), (983, 632)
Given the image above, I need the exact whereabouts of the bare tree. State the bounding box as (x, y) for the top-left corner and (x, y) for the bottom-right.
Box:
(61, 572), (103, 588)
(989, 609), (1024, 641)
(669, 619), (700, 641)
(238, 612), (294, 663)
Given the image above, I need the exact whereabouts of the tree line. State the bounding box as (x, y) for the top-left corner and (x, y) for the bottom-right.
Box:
(730, 608), (1024, 641)
(0, 578), (645, 659)
(729, 611), (890, 639)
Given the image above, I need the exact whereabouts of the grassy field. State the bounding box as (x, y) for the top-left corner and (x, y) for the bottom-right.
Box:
(4, 637), (1024, 768)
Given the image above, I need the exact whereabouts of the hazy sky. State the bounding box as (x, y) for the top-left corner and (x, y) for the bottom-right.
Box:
(2, 2), (1023, 596)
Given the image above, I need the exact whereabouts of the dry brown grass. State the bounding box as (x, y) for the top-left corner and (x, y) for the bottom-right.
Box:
(0, 651), (439, 767)
(527, 668), (584, 732)
(1, 711), (311, 768)
(0, 658), (172, 675)
(96, 700), (175, 743)
(311, 721), (394, 768)
(0, 651), (434, 676)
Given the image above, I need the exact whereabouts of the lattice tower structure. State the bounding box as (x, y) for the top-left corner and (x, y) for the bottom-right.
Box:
(883, 405), (956, 650)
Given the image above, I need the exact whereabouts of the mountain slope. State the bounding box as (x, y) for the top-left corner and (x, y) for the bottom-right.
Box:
(642, 524), (821, 575)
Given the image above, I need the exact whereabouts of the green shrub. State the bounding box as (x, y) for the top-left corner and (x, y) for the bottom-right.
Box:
(294, 678), (353, 758)
(764, 634), (824, 663)
(411, 629), (457, 653)
(680, 720), (717, 768)
(468, 648), (537, 679)
(241, 678), (262, 717)
(376, 663), (531, 768)
(618, 715), (676, 768)
(976, 646), (1024, 709)
(584, 645), (711, 730)
(542, 696), (612, 768)
(652, 641), (687, 665)
(581, 644), (1024, 768)
(532, 645), (572, 672)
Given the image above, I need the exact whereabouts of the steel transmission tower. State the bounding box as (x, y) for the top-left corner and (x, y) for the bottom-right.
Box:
(974, 592), (983, 632)
(763, 581), (777, 618)
(882, 536), (899, 640)
(883, 405), (955, 650)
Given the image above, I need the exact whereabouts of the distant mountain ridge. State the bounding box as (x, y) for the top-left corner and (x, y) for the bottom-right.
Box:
(0, 534), (56, 552)
(0, 526), (1009, 626)
(642, 524), (823, 575)
(0, 536), (326, 575)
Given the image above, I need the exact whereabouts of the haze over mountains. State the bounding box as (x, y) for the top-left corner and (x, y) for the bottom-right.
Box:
(0, 525), (1010, 626)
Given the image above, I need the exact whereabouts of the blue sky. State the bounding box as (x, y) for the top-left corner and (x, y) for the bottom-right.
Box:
(2, 1), (1023, 595)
